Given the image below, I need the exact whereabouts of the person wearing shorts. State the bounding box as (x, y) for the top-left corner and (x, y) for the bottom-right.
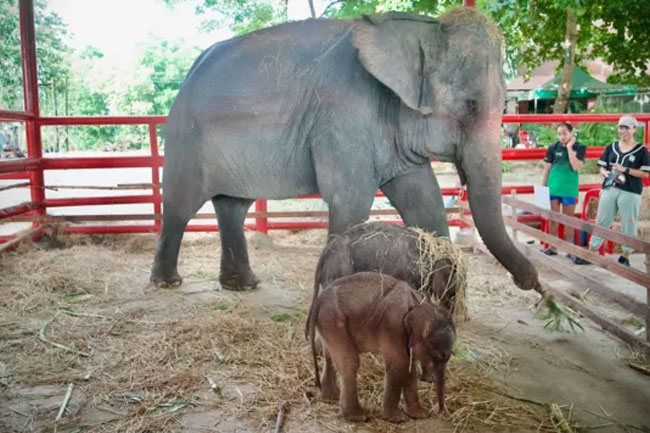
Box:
(542, 122), (587, 264)
(588, 115), (650, 267)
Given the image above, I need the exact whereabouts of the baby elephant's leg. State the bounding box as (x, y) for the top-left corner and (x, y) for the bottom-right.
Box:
(382, 344), (421, 423)
(320, 346), (340, 401)
(324, 333), (366, 422)
(402, 367), (428, 419)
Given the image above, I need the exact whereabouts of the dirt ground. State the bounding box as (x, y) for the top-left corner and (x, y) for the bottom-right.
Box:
(1, 229), (649, 433)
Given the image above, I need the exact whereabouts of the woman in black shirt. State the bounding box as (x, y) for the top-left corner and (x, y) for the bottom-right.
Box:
(589, 115), (650, 267)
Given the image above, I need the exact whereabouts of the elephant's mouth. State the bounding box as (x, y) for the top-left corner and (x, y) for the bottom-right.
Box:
(419, 362), (435, 383)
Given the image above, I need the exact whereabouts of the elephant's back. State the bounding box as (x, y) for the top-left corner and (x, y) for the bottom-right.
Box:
(318, 223), (422, 290)
(176, 19), (355, 120)
(346, 223), (422, 287)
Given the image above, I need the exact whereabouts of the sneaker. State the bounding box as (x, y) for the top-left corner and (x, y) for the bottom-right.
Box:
(618, 256), (631, 267)
(542, 248), (557, 256)
(567, 253), (590, 265)
(573, 256), (590, 265)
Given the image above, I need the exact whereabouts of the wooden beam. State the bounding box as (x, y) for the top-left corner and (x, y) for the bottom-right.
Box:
(516, 241), (649, 319)
(472, 239), (650, 353)
(503, 196), (650, 255)
(3, 207), (464, 223)
(504, 218), (650, 288)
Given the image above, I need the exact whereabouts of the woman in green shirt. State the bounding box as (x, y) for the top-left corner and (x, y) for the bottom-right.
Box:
(541, 122), (587, 263)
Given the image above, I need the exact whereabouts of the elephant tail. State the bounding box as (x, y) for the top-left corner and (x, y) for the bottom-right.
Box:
(304, 252), (326, 340)
(308, 297), (322, 389)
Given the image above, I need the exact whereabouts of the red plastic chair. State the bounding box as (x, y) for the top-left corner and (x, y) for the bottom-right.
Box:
(540, 211), (580, 248)
(581, 188), (614, 255)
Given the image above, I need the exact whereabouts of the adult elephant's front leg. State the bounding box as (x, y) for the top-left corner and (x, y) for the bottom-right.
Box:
(380, 163), (449, 237)
(212, 195), (260, 291)
(326, 190), (375, 236)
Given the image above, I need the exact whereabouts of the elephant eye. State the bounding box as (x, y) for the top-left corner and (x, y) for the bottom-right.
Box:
(465, 99), (478, 117)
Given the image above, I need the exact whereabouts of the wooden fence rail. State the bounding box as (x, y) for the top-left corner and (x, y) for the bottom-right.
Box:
(495, 193), (650, 348)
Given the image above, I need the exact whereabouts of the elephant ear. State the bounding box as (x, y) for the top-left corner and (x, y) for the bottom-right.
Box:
(353, 13), (439, 115)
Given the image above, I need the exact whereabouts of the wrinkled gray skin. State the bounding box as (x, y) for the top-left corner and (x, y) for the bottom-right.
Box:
(307, 272), (455, 422)
(312, 221), (459, 312)
(150, 7), (541, 293)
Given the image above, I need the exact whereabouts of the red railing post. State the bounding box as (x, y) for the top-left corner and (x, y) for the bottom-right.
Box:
(148, 123), (162, 233)
(255, 199), (268, 234)
(19, 0), (45, 228)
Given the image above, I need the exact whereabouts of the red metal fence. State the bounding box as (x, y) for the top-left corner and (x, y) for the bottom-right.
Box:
(1, 0), (650, 247)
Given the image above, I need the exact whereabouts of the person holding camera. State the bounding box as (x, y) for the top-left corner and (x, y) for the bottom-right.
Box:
(541, 122), (588, 263)
(588, 115), (650, 267)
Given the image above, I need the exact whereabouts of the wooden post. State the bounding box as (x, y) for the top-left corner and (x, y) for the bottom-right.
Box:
(19, 0), (46, 232)
(510, 190), (518, 242)
(256, 199), (268, 235)
(149, 124), (162, 233)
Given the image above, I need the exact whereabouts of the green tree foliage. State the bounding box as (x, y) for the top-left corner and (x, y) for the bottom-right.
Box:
(161, 0), (288, 36)
(325, 0), (456, 18)
(132, 41), (201, 115)
(0, 0), (71, 110)
(61, 41), (200, 150)
(479, 0), (650, 87)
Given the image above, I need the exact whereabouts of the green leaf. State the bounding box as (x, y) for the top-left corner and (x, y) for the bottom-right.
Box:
(62, 293), (94, 304)
(270, 313), (292, 322)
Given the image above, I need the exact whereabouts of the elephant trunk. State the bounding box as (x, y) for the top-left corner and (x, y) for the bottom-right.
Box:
(435, 362), (447, 413)
(462, 114), (542, 293)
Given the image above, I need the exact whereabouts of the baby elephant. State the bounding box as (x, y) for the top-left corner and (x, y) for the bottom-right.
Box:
(313, 222), (465, 315)
(307, 272), (456, 423)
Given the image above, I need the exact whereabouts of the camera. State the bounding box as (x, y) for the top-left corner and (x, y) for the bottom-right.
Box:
(603, 171), (626, 188)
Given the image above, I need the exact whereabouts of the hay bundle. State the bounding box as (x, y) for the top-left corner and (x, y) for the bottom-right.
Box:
(411, 228), (468, 323)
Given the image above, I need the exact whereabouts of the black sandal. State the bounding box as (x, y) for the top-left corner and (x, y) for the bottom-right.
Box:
(542, 248), (557, 256)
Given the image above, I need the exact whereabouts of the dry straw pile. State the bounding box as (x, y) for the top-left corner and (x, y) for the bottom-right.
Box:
(412, 228), (468, 323)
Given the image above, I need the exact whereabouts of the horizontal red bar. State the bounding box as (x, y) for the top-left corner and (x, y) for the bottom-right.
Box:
(55, 214), (541, 236)
(43, 195), (155, 207)
(0, 202), (38, 220)
(38, 116), (166, 126)
(0, 158), (41, 174)
(502, 147), (605, 160)
(32, 114), (650, 127)
(0, 171), (30, 180)
(0, 235), (16, 243)
(35, 184), (600, 211)
(503, 114), (650, 123)
(58, 219), (475, 234)
(41, 156), (163, 170)
(65, 225), (158, 234)
(499, 183), (600, 195)
(0, 109), (34, 122)
(1, 148), (614, 176)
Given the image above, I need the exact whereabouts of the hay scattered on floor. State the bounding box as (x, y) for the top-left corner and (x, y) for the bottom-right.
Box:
(0, 233), (581, 432)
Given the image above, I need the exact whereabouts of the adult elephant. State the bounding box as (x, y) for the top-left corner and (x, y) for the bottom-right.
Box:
(151, 7), (542, 294)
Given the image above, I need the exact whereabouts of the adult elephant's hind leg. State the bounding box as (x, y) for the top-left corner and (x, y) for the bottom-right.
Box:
(151, 188), (205, 288)
(212, 195), (259, 291)
(380, 163), (449, 237)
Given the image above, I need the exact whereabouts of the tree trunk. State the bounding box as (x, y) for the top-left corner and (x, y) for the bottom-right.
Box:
(553, 7), (577, 114)
(64, 77), (69, 152)
(54, 81), (60, 152)
(307, 0), (316, 18)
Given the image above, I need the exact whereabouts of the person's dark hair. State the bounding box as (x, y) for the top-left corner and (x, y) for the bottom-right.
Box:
(557, 122), (573, 132)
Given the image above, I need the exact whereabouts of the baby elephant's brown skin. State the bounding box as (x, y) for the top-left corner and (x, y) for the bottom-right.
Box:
(307, 272), (456, 423)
